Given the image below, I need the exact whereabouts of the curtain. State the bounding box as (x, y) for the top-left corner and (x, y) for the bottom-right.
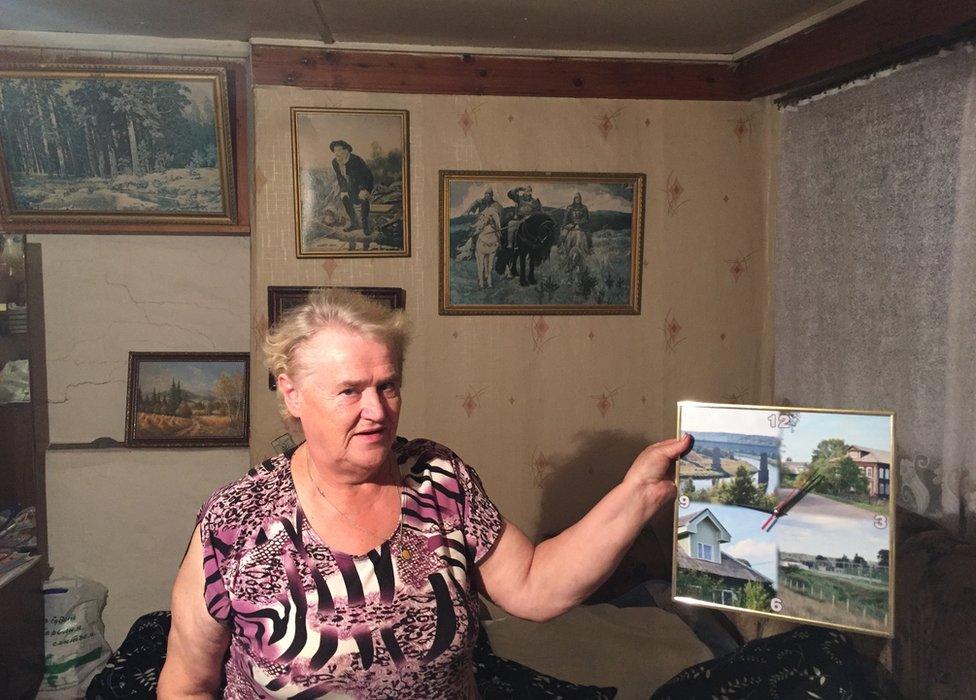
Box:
(774, 47), (976, 538)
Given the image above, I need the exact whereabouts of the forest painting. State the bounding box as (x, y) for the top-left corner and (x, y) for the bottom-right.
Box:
(0, 67), (235, 224)
(125, 352), (249, 447)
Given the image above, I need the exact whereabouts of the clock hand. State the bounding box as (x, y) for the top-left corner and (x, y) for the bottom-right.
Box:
(762, 471), (824, 532)
(778, 473), (823, 514)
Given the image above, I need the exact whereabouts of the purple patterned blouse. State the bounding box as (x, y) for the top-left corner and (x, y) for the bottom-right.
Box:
(197, 438), (504, 698)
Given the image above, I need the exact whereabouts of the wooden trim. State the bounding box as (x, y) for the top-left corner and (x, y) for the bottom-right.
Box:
(251, 45), (743, 101)
(3, 222), (251, 235)
(252, 4), (976, 103)
(738, 0), (976, 98)
(0, 49), (252, 235)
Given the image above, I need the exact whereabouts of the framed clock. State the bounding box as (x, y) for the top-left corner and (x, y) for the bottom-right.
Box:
(672, 401), (896, 637)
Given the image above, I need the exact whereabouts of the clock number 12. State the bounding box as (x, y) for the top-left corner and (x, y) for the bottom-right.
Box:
(767, 413), (793, 428)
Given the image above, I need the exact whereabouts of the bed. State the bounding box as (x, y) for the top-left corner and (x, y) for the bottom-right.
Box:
(84, 577), (893, 699)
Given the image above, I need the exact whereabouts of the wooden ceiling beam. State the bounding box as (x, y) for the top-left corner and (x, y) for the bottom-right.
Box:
(738, 0), (976, 99)
(250, 45), (743, 101)
(251, 2), (976, 103)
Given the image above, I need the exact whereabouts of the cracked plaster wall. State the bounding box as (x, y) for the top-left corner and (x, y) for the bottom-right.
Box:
(41, 233), (249, 646)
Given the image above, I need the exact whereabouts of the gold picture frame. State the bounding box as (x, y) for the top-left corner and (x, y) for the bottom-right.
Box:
(0, 64), (237, 227)
(291, 107), (410, 258)
(672, 401), (896, 638)
(439, 170), (645, 315)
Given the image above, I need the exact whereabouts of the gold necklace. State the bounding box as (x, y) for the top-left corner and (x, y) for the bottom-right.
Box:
(305, 447), (412, 561)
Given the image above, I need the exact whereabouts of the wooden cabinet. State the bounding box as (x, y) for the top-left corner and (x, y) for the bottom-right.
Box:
(0, 237), (49, 698)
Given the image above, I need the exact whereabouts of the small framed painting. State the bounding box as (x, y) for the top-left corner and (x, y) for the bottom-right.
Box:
(673, 401), (896, 637)
(0, 65), (237, 227)
(291, 107), (410, 257)
(439, 170), (645, 315)
(266, 285), (406, 389)
(125, 352), (249, 448)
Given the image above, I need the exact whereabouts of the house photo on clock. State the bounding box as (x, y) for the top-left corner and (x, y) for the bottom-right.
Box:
(673, 401), (895, 637)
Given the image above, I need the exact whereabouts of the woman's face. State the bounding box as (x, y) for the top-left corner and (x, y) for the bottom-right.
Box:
(281, 326), (401, 479)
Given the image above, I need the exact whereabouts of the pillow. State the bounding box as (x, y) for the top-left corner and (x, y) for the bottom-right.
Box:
(483, 604), (712, 700)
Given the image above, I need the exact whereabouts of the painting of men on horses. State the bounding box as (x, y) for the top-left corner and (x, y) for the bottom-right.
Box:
(441, 171), (645, 314)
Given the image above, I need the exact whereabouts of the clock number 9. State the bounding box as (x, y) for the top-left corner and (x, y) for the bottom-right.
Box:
(874, 514), (888, 529)
(770, 597), (784, 613)
(678, 495), (690, 509)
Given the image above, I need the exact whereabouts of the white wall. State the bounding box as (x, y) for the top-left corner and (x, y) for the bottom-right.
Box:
(40, 234), (250, 646)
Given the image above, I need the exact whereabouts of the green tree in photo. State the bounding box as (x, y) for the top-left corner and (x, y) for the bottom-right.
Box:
(811, 438), (847, 463)
(713, 466), (776, 510)
(741, 581), (772, 611)
(806, 438), (870, 501)
(830, 457), (870, 498)
(675, 569), (724, 603)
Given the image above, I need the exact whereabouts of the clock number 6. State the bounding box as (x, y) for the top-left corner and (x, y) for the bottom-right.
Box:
(770, 597), (784, 613)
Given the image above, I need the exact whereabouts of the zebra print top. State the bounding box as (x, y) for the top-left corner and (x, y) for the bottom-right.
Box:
(197, 438), (504, 698)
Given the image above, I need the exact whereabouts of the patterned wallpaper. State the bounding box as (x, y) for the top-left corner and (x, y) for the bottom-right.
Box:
(250, 87), (775, 539)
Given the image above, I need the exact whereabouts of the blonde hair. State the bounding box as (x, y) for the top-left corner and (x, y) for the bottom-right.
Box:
(264, 289), (409, 431)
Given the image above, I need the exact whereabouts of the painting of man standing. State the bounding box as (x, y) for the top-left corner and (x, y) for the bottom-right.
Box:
(330, 139), (375, 246)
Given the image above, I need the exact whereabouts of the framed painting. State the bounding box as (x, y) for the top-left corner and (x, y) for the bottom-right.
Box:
(439, 171), (645, 315)
(0, 65), (237, 226)
(673, 401), (896, 637)
(266, 285), (406, 388)
(291, 107), (410, 258)
(125, 352), (249, 448)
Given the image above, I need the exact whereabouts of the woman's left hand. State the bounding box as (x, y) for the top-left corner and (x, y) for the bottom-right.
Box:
(622, 434), (692, 516)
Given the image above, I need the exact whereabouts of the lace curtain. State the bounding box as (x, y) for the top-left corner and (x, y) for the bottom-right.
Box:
(774, 47), (976, 538)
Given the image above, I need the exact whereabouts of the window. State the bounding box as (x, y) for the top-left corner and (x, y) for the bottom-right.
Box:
(721, 589), (737, 605)
(697, 543), (713, 561)
(865, 466), (873, 478)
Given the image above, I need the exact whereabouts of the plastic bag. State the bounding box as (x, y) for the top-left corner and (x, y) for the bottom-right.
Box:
(37, 577), (112, 699)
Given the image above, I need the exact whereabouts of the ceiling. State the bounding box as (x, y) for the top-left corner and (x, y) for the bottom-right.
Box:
(0, 0), (860, 58)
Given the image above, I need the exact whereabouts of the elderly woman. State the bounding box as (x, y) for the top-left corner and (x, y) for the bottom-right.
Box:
(159, 290), (689, 698)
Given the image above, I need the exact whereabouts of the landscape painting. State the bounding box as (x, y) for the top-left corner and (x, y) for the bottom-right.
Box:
(125, 352), (249, 447)
(673, 401), (895, 637)
(439, 171), (645, 315)
(292, 107), (409, 258)
(0, 66), (236, 225)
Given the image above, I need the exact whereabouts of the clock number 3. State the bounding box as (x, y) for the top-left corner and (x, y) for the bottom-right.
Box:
(770, 597), (784, 613)
(874, 514), (889, 529)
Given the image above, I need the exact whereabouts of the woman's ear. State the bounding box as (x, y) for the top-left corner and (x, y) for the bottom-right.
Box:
(277, 374), (303, 418)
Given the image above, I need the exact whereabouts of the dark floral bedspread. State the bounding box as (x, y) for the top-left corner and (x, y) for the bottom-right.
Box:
(84, 612), (616, 699)
(652, 626), (895, 700)
(87, 611), (892, 699)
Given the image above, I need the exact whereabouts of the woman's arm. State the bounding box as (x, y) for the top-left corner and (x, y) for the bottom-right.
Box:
(476, 435), (690, 622)
(157, 524), (231, 699)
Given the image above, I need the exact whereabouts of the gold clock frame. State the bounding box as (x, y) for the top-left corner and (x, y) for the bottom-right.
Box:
(672, 400), (896, 638)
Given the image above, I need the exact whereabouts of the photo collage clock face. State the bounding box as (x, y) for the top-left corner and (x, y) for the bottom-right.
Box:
(672, 402), (895, 637)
